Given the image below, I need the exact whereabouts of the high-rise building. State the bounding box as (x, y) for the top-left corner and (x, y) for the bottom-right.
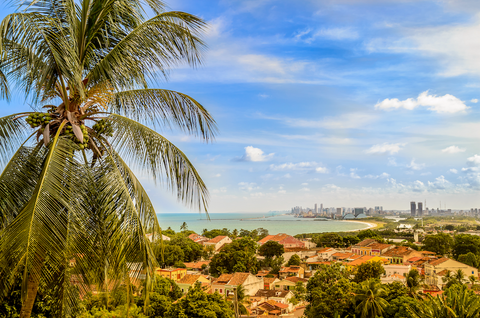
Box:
(314, 204), (318, 214)
(354, 208), (364, 217)
(410, 201), (416, 216)
(320, 203), (323, 214)
(336, 208), (342, 215)
(418, 202), (423, 216)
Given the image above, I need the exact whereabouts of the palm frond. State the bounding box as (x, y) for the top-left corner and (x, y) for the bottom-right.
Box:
(86, 11), (206, 90)
(112, 89), (217, 140)
(108, 114), (209, 212)
(0, 68), (9, 100)
(0, 114), (32, 166)
(0, 143), (47, 229)
(0, 128), (88, 303)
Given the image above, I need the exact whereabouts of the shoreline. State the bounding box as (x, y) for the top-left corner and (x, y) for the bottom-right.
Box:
(341, 220), (377, 232)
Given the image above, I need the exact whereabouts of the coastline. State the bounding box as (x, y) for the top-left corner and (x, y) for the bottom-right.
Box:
(341, 220), (377, 232)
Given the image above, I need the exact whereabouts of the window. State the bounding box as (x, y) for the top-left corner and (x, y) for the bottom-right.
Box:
(220, 289), (223, 294)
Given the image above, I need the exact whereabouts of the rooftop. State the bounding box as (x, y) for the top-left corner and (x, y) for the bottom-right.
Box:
(207, 235), (229, 244)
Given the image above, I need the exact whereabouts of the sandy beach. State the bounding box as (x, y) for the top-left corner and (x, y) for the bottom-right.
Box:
(341, 220), (377, 232)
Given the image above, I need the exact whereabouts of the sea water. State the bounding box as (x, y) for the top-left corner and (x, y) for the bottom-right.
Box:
(156, 212), (370, 236)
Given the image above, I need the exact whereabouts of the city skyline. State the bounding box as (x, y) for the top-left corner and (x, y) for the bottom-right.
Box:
(2, 0), (480, 212)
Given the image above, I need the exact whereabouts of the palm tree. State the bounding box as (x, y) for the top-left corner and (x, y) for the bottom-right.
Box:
(408, 285), (480, 318)
(354, 279), (389, 318)
(454, 269), (465, 283)
(405, 269), (422, 297)
(469, 275), (476, 286)
(180, 222), (188, 232)
(0, 0), (215, 317)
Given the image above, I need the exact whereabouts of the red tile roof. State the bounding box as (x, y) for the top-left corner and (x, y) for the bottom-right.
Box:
(207, 235), (229, 244)
(428, 258), (450, 266)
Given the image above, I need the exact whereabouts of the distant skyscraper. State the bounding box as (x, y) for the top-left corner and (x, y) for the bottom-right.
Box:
(418, 202), (423, 216)
(320, 203), (323, 214)
(354, 208), (364, 217)
(410, 201), (416, 216)
(314, 203), (318, 214)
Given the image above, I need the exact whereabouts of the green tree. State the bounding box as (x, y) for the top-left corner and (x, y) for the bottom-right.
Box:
(168, 234), (205, 262)
(287, 254), (301, 266)
(0, 0), (215, 316)
(343, 235), (361, 247)
(354, 279), (389, 318)
(292, 281), (307, 302)
(405, 269), (422, 297)
(180, 222), (188, 232)
(384, 296), (420, 318)
(453, 234), (480, 259)
(458, 252), (480, 268)
(423, 233), (454, 255)
(353, 261), (385, 283)
(315, 233), (343, 248)
(209, 237), (258, 276)
(259, 241), (285, 258)
(408, 285), (480, 318)
(165, 283), (234, 318)
(305, 264), (356, 318)
(445, 224), (455, 231)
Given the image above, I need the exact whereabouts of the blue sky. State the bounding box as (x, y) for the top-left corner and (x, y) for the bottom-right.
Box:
(2, 0), (480, 212)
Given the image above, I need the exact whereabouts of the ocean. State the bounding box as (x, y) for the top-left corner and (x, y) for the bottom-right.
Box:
(156, 212), (371, 236)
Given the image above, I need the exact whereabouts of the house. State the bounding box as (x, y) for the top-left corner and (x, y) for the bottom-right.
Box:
(258, 233), (305, 249)
(351, 239), (394, 256)
(155, 268), (187, 282)
(251, 300), (290, 316)
(381, 274), (407, 284)
(331, 252), (358, 262)
(279, 266), (304, 279)
(316, 247), (338, 261)
(188, 233), (209, 243)
(273, 277), (308, 291)
(381, 246), (435, 265)
(253, 289), (295, 312)
(263, 277), (280, 290)
(204, 235), (232, 252)
(176, 274), (210, 293)
(211, 272), (263, 296)
(383, 264), (411, 277)
(184, 261), (210, 272)
(424, 258), (478, 288)
(344, 255), (389, 269)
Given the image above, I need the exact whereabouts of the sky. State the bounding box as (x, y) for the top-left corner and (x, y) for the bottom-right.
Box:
(2, 0), (480, 213)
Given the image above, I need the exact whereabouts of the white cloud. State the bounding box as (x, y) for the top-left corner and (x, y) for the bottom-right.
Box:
(301, 183), (309, 186)
(212, 187), (227, 194)
(270, 161), (328, 172)
(412, 180), (426, 192)
(408, 159), (426, 171)
(315, 167), (329, 173)
(366, 142), (404, 155)
(375, 91), (469, 114)
(238, 182), (260, 191)
(467, 154), (480, 166)
(388, 157), (398, 166)
(237, 146), (274, 162)
(278, 190), (286, 194)
(364, 172), (390, 179)
(471, 99), (478, 103)
(296, 27), (359, 43)
(283, 173), (291, 178)
(428, 175), (451, 190)
(442, 145), (466, 154)
(450, 169), (458, 174)
(300, 187), (310, 192)
(214, 173), (222, 177)
(350, 168), (361, 179)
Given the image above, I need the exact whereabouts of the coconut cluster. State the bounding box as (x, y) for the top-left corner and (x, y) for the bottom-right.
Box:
(64, 124), (89, 149)
(26, 112), (52, 128)
(93, 119), (113, 137)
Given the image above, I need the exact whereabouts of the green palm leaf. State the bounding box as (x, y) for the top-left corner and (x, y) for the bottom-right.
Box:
(112, 89), (217, 140)
(109, 114), (209, 211)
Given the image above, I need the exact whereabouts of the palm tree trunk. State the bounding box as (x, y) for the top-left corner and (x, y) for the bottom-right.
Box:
(20, 276), (39, 318)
